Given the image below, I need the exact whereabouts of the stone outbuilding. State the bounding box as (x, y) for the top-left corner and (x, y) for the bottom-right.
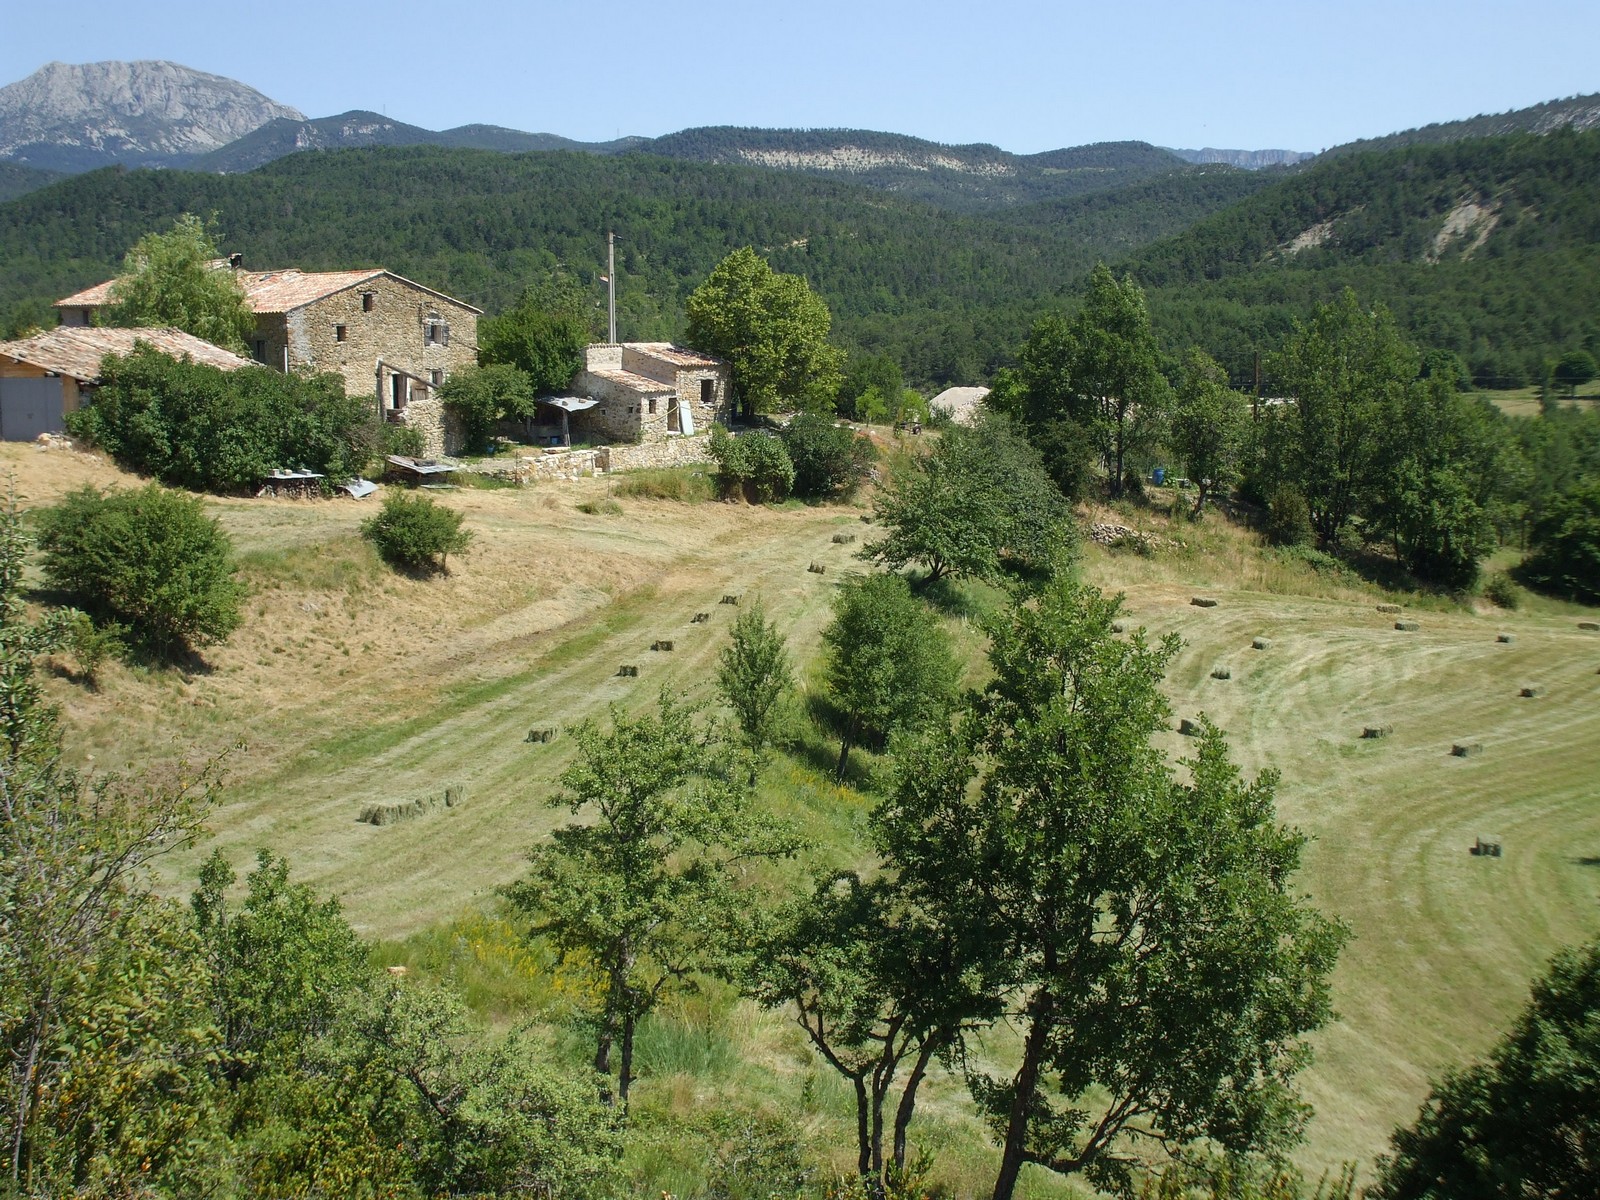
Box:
(568, 343), (733, 444)
(0, 326), (255, 440)
(56, 262), (481, 456)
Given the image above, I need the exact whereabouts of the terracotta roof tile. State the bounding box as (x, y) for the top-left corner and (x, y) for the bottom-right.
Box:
(57, 267), (482, 315)
(624, 342), (722, 368)
(586, 367), (676, 394)
(0, 327), (257, 381)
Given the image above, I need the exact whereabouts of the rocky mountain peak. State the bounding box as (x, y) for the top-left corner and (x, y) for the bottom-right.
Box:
(0, 60), (304, 169)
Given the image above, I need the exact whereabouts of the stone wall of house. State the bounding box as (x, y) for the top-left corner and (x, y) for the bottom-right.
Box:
(283, 274), (478, 424)
(571, 370), (655, 443)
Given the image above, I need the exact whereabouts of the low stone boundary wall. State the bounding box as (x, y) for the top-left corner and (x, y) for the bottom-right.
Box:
(603, 434), (713, 473)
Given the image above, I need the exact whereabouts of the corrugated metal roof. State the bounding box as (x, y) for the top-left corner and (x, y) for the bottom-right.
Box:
(0, 326), (257, 381)
(57, 267), (482, 316)
(541, 396), (600, 412)
(587, 367), (676, 394)
(625, 342), (722, 368)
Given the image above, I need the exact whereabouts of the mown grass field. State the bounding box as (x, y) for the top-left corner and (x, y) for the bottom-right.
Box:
(11, 441), (1600, 1194)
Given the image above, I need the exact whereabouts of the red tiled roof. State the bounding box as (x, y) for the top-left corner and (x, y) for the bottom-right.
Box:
(57, 268), (481, 316)
(586, 366), (676, 394)
(625, 342), (722, 368)
(0, 327), (257, 381)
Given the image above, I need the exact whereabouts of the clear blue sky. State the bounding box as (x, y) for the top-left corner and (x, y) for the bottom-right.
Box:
(6, 0), (1598, 154)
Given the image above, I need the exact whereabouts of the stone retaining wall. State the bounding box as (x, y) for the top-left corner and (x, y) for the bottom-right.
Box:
(603, 433), (714, 472)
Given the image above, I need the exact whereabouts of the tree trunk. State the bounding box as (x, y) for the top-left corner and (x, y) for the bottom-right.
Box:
(836, 716), (858, 781)
(892, 1041), (938, 1171)
(852, 1076), (872, 1179)
(991, 986), (1055, 1200)
(618, 1011), (637, 1109)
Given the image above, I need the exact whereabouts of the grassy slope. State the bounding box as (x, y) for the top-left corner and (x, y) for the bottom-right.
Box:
(15, 444), (1600, 1193)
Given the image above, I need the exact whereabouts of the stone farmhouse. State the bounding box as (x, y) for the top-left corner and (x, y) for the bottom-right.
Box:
(56, 262), (480, 455)
(565, 342), (732, 445)
(0, 326), (255, 440)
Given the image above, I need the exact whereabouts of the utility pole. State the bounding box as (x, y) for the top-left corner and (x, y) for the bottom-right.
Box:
(607, 231), (617, 344)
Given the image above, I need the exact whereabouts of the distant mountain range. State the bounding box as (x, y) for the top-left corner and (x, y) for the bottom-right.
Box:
(0, 59), (1596, 216)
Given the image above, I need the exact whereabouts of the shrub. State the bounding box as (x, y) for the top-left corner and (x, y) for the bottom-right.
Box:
(708, 426), (795, 503)
(380, 422), (425, 459)
(1481, 571), (1523, 610)
(778, 412), (876, 500)
(35, 485), (245, 659)
(611, 467), (715, 503)
(1265, 486), (1314, 547)
(67, 344), (377, 493)
(438, 363), (535, 453)
(361, 492), (473, 574)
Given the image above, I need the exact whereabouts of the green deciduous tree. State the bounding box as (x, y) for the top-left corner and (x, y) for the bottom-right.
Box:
(67, 343), (376, 492)
(687, 247), (845, 418)
(439, 362), (536, 452)
(361, 490), (473, 574)
(864, 414), (1075, 586)
(838, 354), (905, 421)
(478, 272), (598, 395)
(1172, 348), (1249, 515)
(35, 484), (246, 660)
(1521, 480), (1600, 602)
(1370, 937), (1600, 1200)
(821, 573), (958, 778)
(1553, 348), (1599, 398)
(102, 213), (256, 353)
(1268, 290), (1417, 545)
(506, 690), (794, 1106)
(874, 579), (1345, 1200)
(716, 599), (793, 752)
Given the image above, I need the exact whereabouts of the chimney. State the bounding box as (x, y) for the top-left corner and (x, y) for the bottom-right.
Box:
(228, 253), (243, 270)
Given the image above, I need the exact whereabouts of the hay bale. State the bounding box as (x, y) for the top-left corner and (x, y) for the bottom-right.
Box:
(1471, 836), (1503, 858)
(525, 727), (556, 744)
(444, 785), (465, 808)
(1252, 637), (1272, 650)
(1178, 718), (1202, 736)
(720, 595), (740, 606)
(1210, 665), (1232, 680)
(1111, 621), (1126, 634)
(1496, 633), (1514, 644)
(831, 532), (856, 544)
(1190, 597), (1219, 608)
(386, 965), (408, 977)
(1376, 603), (1402, 615)
(690, 612), (710, 624)
(1580, 621), (1599, 632)
(1519, 685), (1541, 698)
(1394, 620), (1420, 631)
(1361, 724), (1393, 739)
(652, 639), (675, 652)
(1450, 741), (1483, 758)
(807, 562), (827, 574)
(616, 664), (638, 677)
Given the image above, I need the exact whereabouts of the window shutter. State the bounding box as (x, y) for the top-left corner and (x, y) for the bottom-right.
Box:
(442, 323), (450, 346)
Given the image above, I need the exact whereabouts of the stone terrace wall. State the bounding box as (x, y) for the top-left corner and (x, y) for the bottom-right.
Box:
(603, 433), (714, 472)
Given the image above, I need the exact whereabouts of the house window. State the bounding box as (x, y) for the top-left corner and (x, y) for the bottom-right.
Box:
(335, 324), (347, 342)
(424, 316), (449, 346)
(362, 293), (375, 312)
(700, 379), (713, 405)
(253, 340), (266, 363)
(647, 398), (656, 415)
(429, 369), (443, 386)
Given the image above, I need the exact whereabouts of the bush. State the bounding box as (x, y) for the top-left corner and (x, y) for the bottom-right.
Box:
(438, 363), (535, 453)
(361, 492), (473, 573)
(1265, 486), (1314, 547)
(1481, 571), (1523, 610)
(708, 426), (795, 503)
(611, 467), (715, 503)
(778, 412), (876, 500)
(380, 423), (425, 459)
(67, 344), (377, 493)
(35, 485), (245, 659)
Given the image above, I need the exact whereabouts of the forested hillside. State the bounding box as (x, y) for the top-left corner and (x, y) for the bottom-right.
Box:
(0, 145), (1257, 385)
(1125, 129), (1600, 386)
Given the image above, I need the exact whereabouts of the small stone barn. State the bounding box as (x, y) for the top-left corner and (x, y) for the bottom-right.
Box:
(0, 326), (255, 440)
(56, 263), (481, 456)
(568, 343), (733, 444)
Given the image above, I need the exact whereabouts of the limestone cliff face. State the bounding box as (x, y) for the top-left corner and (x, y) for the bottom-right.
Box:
(0, 60), (304, 170)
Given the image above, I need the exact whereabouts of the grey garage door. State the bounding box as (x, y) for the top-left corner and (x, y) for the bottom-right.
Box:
(0, 376), (66, 441)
